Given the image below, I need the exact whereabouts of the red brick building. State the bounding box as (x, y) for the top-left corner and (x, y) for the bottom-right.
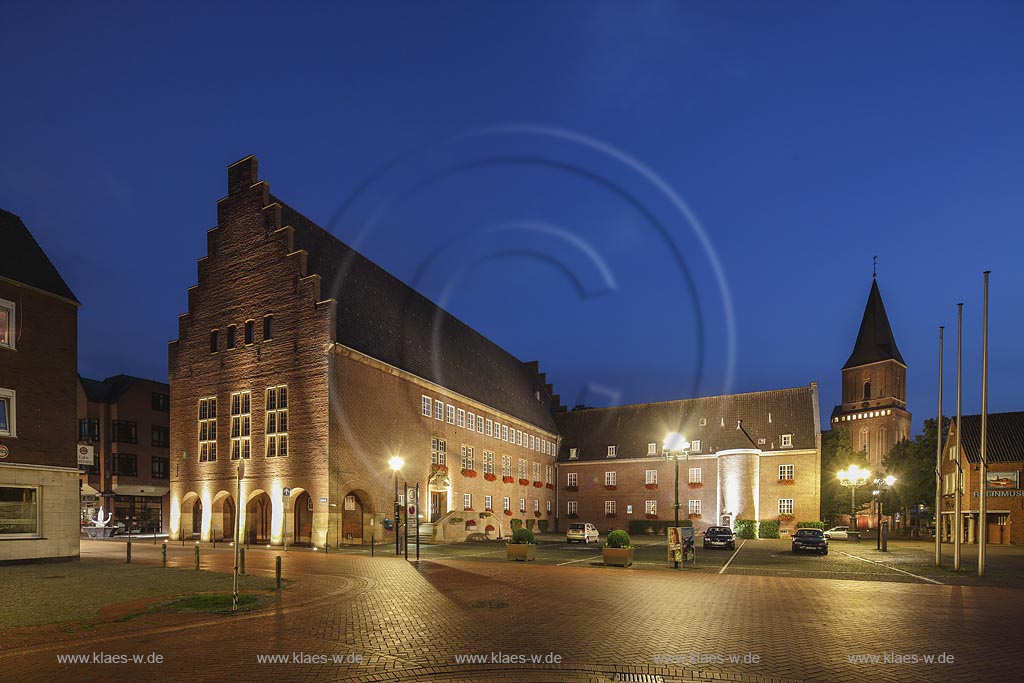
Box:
(940, 412), (1023, 545)
(168, 157), (560, 546)
(77, 375), (170, 532)
(0, 209), (81, 562)
(555, 385), (822, 536)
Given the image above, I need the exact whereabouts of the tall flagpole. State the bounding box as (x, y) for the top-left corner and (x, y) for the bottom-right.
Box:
(954, 303), (963, 572)
(979, 272), (990, 576)
(934, 326), (943, 567)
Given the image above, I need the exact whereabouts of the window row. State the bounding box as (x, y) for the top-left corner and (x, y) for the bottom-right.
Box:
(197, 386), (288, 462)
(434, 439), (553, 484)
(77, 419), (168, 447)
(80, 452), (169, 479)
(420, 395), (555, 456)
(460, 494), (553, 514)
(565, 499), (796, 517)
(210, 315), (274, 353)
(567, 464), (795, 486)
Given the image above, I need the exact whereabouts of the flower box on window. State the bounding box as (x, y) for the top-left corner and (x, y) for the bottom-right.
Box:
(778, 514), (794, 522)
(532, 481), (543, 488)
(485, 524), (496, 532)
(605, 513), (618, 518)
(605, 485), (617, 491)
(431, 464), (449, 475)
(502, 475), (514, 484)
(778, 478), (795, 485)
(645, 483), (658, 490)
(503, 509), (512, 516)
(461, 468), (478, 478)
(545, 483), (555, 489)
(687, 482), (703, 489)
(484, 473), (497, 481)
(518, 478), (530, 486)
(564, 485), (579, 492)
(645, 514), (658, 520)
(463, 507), (474, 512)
(565, 513), (579, 519)
(533, 511), (541, 517)
(688, 513), (701, 520)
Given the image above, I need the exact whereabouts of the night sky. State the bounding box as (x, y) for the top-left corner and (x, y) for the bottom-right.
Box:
(3, 3), (1021, 434)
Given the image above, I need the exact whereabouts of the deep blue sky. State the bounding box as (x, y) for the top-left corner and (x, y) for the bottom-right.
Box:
(3, 2), (1021, 433)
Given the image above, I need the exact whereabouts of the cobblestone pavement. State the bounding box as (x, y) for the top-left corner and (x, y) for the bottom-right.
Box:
(0, 540), (1019, 683)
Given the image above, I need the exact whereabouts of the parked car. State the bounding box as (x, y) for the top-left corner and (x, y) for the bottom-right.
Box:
(791, 528), (828, 555)
(824, 526), (850, 540)
(703, 526), (736, 550)
(566, 522), (600, 544)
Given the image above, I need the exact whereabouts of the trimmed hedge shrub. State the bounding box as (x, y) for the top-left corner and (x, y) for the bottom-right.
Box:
(509, 527), (535, 544)
(734, 519), (758, 539)
(796, 521), (826, 530)
(538, 520), (549, 533)
(758, 520), (780, 539)
(509, 518), (523, 530)
(526, 519), (536, 531)
(629, 519), (692, 536)
(606, 530), (632, 548)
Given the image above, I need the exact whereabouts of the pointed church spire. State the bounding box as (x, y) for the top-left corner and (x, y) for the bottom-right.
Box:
(843, 278), (905, 369)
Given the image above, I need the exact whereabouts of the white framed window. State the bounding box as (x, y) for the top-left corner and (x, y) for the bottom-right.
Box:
(476, 415), (484, 433)
(456, 408), (465, 428)
(647, 443), (657, 455)
(485, 495), (492, 510)
(569, 448), (578, 460)
(645, 469), (658, 485)
(779, 464), (794, 481)
(688, 467), (702, 484)
(605, 471), (617, 486)
(545, 465), (553, 484)
(0, 485), (39, 538)
(265, 385), (288, 457)
(431, 438), (447, 466)
(421, 395), (432, 417)
(230, 391), (251, 460)
(519, 498), (526, 512)
(691, 439), (702, 452)
(502, 424), (509, 441)
(517, 458), (528, 480)
(447, 404), (455, 424)
(779, 498), (794, 515)
(529, 434), (535, 450)
(645, 500), (657, 515)
(605, 500), (616, 515)
(699, 417), (707, 426)
(198, 397), (217, 462)
(485, 419), (493, 436)
(483, 451), (494, 475)
(434, 400), (444, 420)
(467, 412), (475, 429)
(607, 445), (617, 458)
(532, 462), (541, 481)
(460, 445), (474, 471)
(533, 498), (540, 512)
(501, 454), (512, 478)
(503, 496), (511, 512)
(546, 500), (552, 513)
(567, 500), (578, 515)
(567, 472), (577, 487)
(0, 387), (16, 437)
(0, 298), (15, 350)
(516, 429), (523, 446)
(781, 433), (793, 448)
(688, 499), (701, 515)
(464, 493), (472, 509)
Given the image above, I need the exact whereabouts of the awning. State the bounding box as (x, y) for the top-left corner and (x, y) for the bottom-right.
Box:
(112, 485), (169, 497)
(81, 483), (100, 496)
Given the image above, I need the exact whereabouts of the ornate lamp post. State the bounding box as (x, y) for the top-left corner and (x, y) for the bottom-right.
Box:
(389, 456), (404, 555)
(873, 474), (897, 550)
(663, 432), (690, 569)
(837, 465), (870, 531)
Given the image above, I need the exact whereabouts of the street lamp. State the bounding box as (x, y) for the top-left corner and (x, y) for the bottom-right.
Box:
(663, 432), (691, 569)
(873, 474), (897, 551)
(837, 465), (870, 532)
(389, 456), (404, 555)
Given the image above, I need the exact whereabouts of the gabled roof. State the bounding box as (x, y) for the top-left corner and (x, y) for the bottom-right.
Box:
(843, 279), (904, 369)
(275, 198), (558, 433)
(555, 384), (819, 462)
(80, 374), (168, 403)
(0, 209), (79, 304)
(954, 412), (1024, 464)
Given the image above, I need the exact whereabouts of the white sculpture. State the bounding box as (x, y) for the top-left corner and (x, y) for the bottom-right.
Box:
(91, 508), (113, 527)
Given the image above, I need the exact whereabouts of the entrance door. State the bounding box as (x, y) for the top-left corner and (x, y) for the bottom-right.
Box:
(431, 491), (443, 522)
(294, 492), (313, 545)
(342, 493), (363, 543)
(192, 499), (202, 537)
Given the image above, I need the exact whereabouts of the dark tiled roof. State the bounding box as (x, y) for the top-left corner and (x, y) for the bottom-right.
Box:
(275, 198), (558, 433)
(956, 412), (1024, 464)
(555, 385), (820, 461)
(80, 374), (168, 403)
(0, 209), (79, 303)
(843, 279), (904, 369)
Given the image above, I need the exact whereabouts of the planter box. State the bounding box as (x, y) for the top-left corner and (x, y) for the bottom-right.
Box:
(602, 547), (634, 567)
(506, 544), (536, 561)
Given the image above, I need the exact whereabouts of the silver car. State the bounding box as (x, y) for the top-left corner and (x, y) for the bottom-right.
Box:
(566, 522), (599, 544)
(824, 526), (850, 540)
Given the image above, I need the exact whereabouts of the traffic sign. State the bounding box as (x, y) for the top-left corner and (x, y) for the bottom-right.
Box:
(407, 504), (416, 517)
(282, 487), (291, 498)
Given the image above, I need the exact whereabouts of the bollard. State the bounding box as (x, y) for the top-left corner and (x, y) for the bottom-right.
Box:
(162, 543), (167, 568)
(240, 547), (246, 575)
(126, 539), (132, 564)
(275, 555), (282, 590)
(371, 534), (374, 557)
(194, 544), (200, 570)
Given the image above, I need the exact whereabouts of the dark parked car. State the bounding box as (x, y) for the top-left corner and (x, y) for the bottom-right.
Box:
(791, 528), (828, 555)
(703, 526), (736, 550)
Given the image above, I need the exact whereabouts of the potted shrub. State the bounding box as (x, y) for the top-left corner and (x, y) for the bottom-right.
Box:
(506, 527), (536, 561)
(465, 519), (478, 531)
(484, 524), (496, 539)
(602, 529), (634, 567)
(538, 520), (548, 533)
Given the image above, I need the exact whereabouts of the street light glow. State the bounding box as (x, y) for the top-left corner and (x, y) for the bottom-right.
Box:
(663, 432), (690, 452)
(389, 456), (404, 471)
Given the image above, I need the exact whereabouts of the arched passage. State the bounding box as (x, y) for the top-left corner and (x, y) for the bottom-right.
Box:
(178, 492), (200, 541)
(293, 491), (313, 545)
(246, 490), (272, 545)
(211, 491), (235, 541)
(341, 489), (374, 545)
(191, 498), (203, 538)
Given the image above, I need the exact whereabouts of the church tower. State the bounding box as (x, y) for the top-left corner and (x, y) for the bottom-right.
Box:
(830, 276), (912, 468)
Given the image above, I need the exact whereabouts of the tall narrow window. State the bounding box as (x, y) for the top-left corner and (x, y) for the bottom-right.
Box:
(434, 400), (444, 420)
(447, 404), (455, 424)
(0, 298), (15, 350)
(476, 415), (484, 433)
(226, 325), (237, 349)
(266, 386), (288, 457)
(460, 445), (474, 471)
(486, 419), (493, 436)
(210, 330), (219, 354)
(483, 451), (495, 475)
(501, 454), (512, 478)
(421, 395), (432, 417)
(567, 500), (578, 516)
(263, 315), (273, 340)
(457, 409), (465, 428)
(230, 391), (251, 459)
(0, 388), (15, 437)
(689, 500), (702, 515)
(863, 381), (871, 400)
(198, 397), (217, 461)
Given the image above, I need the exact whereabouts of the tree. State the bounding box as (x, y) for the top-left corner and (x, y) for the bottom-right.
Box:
(820, 429), (869, 526)
(883, 418), (947, 534)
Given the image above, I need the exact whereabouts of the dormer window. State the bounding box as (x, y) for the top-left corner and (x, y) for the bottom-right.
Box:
(781, 434), (793, 448)
(569, 448), (579, 460)
(607, 445), (617, 458)
(699, 418), (707, 426)
(647, 443), (657, 455)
